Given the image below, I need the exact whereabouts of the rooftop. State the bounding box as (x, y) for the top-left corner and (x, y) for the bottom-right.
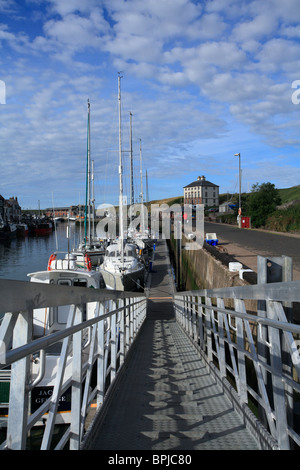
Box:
(184, 175), (219, 189)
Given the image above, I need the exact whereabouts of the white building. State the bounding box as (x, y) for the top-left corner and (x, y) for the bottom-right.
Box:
(183, 175), (219, 207)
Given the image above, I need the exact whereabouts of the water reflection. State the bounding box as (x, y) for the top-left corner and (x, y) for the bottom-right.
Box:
(0, 222), (82, 281)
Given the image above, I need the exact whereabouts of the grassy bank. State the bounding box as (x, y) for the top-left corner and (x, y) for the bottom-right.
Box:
(148, 185), (300, 234)
(265, 204), (300, 232)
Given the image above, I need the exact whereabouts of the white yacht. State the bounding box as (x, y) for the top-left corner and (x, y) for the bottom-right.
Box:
(100, 241), (145, 291)
(72, 100), (106, 269)
(99, 75), (146, 291)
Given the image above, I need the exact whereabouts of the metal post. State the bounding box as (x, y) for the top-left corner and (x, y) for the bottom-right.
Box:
(70, 306), (83, 450)
(216, 298), (226, 378)
(205, 297), (213, 363)
(111, 301), (117, 382)
(41, 305), (77, 450)
(234, 299), (248, 404)
(125, 298), (130, 353)
(268, 301), (290, 449)
(119, 299), (125, 366)
(6, 311), (32, 450)
(234, 153), (241, 228)
(97, 303), (105, 407)
(257, 255), (293, 436)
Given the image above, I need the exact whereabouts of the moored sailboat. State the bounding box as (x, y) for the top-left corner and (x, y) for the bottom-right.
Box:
(100, 74), (145, 291)
(101, 241), (145, 290)
(73, 100), (106, 268)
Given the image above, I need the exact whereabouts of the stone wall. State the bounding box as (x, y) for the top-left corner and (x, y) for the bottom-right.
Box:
(182, 242), (256, 291)
(168, 236), (258, 314)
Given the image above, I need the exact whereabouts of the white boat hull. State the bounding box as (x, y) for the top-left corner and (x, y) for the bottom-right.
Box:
(100, 266), (145, 291)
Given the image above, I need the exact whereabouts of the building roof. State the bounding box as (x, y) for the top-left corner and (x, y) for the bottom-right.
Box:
(184, 175), (219, 189)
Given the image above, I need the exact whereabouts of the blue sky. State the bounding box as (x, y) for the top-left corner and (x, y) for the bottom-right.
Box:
(0, 0), (300, 210)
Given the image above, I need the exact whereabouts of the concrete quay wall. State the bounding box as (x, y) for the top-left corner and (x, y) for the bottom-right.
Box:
(169, 236), (258, 314)
(183, 242), (256, 291)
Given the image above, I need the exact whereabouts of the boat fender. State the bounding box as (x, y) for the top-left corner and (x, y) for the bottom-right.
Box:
(47, 253), (57, 271)
(85, 254), (92, 271)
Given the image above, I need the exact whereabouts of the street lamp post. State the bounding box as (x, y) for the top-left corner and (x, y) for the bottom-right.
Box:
(234, 153), (241, 228)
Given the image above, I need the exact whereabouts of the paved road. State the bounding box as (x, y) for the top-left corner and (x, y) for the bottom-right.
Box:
(204, 222), (300, 280)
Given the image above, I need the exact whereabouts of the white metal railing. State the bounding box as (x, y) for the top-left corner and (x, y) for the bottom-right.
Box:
(174, 280), (300, 450)
(0, 279), (146, 450)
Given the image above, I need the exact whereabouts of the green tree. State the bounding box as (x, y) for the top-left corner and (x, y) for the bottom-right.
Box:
(246, 182), (281, 227)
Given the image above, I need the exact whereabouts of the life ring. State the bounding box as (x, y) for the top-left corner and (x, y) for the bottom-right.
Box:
(85, 254), (92, 271)
(47, 253), (57, 271)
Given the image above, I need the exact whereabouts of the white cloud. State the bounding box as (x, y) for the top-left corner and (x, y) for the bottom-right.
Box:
(232, 14), (278, 42)
(255, 38), (300, 75)
(46, 0), (100, 17)
(0, 0), (299, 207)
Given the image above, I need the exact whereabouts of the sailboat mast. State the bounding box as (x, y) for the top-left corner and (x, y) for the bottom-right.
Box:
(84, 99), (91, 246)
(88, 100), (91, 243)
(140, 139), (143, 206)
(92, 159), (95, 239)
(140, 138), (144, 233)
(118, 73), (124, 264)
(146, 169), (149, 203)
(130, 112), (134, 207)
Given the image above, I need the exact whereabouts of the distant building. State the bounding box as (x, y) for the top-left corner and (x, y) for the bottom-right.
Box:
(0, 195), (4, 220)
(183, 176), (219, 207)
(44, 205), (84, 218)
(1, 196), (21, 221)
(219, 201), (234, 213)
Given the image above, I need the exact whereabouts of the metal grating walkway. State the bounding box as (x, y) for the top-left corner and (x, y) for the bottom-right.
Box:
(83, 241), (260, 450)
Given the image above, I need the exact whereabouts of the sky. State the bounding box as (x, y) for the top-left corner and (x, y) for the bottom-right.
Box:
(0, 0), (300, 210)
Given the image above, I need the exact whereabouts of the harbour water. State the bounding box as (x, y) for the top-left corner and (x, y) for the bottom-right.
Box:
(0, 221), (83, 282)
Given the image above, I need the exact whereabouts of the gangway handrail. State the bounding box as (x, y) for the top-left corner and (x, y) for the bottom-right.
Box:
(0, 279), (146, 450)
(179, 279), (300, 302)
(175, 297), (300, 336)
(174, 279), (300, 450)
(0, 278), (144, 312)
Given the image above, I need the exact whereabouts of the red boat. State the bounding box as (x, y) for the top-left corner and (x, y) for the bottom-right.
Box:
(34, 222), (53, 236)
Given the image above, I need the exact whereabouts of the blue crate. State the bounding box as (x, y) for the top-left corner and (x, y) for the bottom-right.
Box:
(205, 238), (218, 246)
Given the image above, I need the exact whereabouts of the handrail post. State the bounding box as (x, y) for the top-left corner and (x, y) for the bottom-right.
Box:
(205, 297), (213, 363)
(133, 297), (137, 338)
(110, 301), (117, 382)
(70, 305), (83, 450)
(6, 310), (32, 450)
(198, 301), (205, 352)
(119, 299), (125, 366)
(268, 300), (290, 449)
(125, 299), (130, 353)
(129, 299), (133, 345)
(97, 302), (105, 407)
(234, 299), (248, 404)
(216, 298), (226, 378)
(257, 255), (294, 435)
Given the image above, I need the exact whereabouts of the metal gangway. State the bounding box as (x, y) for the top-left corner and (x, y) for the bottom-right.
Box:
(1, 240), (300, 450)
